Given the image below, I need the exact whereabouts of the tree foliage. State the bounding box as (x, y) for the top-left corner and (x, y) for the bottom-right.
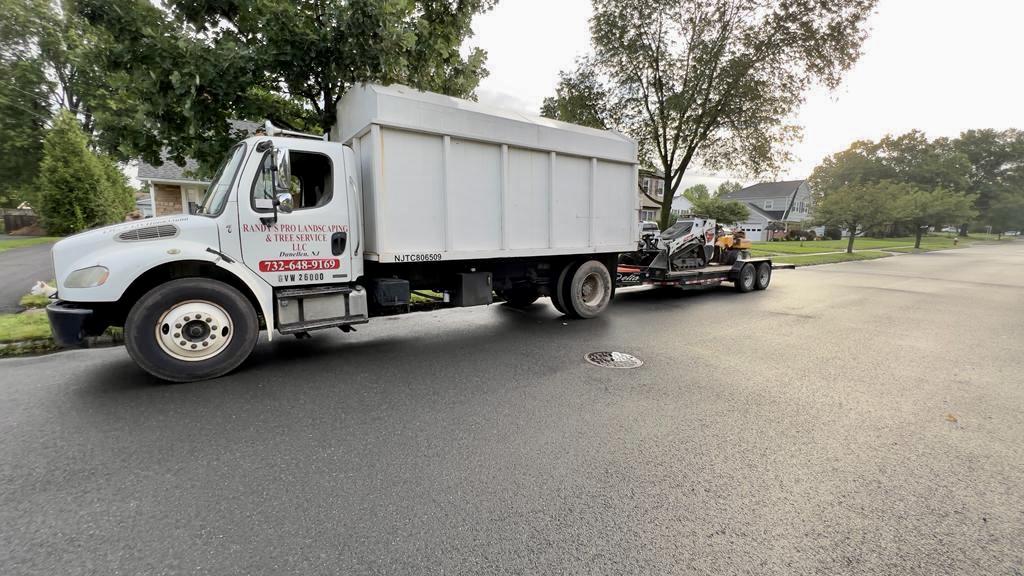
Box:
(681, 184), (710, 203)
(951, 129), (1024, 221)
(691, 197), (749, 225)
(716, 180), (744, 197)
(806, 130), (983, 239)
(77, 0), (496, 169)
(812, 182), (895, 253)
(37, 111), (134, 234)
(540, 62), (609, 130)
(891, 185), (977, 248)
(810, 131), (971, 194)
(544, 0), (875, 230)
(987, 193), (1024, 236)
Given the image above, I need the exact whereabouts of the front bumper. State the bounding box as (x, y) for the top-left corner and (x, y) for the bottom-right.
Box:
(46, 301), (92, 348)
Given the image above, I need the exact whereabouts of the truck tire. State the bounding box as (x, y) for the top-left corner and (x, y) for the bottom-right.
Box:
(125, 278), (259, 383)
(735, 263), (756, 293)
(562, 260), (612, 319)
(551, 261), (578, 315)
(501, 287), (540, 308)
(754, 262), (772, 290)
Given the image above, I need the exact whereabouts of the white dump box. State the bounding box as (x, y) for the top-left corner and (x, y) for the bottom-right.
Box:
(333, 84), (639, 263)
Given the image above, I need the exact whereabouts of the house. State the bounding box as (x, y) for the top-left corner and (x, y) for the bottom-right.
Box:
(719, 180), (814, 241)
(137, 120), (261, 217)
(137, 152), (210, 217)
(638, 168), (665, 222)
(670, 195), (693, 216)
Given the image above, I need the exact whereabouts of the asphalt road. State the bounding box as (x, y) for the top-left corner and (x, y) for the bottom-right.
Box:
(0, 241), (55, 313)
(1, 242), (1022, 575)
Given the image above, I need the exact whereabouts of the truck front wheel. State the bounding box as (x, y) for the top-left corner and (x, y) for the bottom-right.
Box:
(562, 260), (612, 319)
(125, 278), (259, 382)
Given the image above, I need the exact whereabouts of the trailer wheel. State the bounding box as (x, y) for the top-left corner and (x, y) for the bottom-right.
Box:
(754, 262), (772, 290)
(125, 278), (259, 383)
(563, 260), (612, 318)
(735, 263), (756, 293)
(501, 288), (540, 308)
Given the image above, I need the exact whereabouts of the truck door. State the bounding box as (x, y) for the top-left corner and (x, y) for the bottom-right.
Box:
(237, 140), (353, 287)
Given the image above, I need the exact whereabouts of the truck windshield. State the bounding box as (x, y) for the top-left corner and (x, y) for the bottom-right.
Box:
(196, 143), (246, 216)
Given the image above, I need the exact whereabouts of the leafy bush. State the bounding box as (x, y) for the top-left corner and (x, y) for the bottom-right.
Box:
(37, 111), (134, 235)
(824, 226), (843, 240)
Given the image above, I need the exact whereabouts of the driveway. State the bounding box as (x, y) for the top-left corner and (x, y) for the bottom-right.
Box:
(1, 242), (1022, 575)
(0, 241), (56, 313)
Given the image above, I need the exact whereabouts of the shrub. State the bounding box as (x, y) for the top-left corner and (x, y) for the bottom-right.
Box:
(824, 226), (843, 240)
(37, 111), (133, 235)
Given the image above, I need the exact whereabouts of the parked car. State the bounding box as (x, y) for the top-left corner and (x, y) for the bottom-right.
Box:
(640, 220), (661, 240)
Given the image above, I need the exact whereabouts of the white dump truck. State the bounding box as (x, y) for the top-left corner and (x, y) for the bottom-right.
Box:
(46, 84), (641, 381)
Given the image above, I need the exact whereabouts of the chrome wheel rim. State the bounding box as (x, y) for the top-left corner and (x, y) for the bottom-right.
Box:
(155, 300), (233, 362)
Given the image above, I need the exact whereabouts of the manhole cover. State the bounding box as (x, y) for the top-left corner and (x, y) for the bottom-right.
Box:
(584, 351), (643, 369)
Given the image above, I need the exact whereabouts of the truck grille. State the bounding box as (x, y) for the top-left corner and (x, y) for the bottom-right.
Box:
(118, 224), (179, 241)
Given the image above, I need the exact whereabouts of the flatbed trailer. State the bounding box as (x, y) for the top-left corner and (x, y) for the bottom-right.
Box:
(616, 257), (779, 292)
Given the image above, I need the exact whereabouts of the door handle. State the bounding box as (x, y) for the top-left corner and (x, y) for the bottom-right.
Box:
(331, 232), (347, 255)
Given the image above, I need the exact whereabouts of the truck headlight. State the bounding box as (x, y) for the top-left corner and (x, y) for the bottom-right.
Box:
(65, 266), (109, 288)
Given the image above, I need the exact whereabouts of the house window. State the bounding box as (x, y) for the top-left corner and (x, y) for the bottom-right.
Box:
(640, 209), (657, 221)
(764, 200), (774, 210)
(798, 201), (806, 213)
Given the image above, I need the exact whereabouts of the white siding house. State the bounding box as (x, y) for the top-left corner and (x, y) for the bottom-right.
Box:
(719, 180), (815, 241)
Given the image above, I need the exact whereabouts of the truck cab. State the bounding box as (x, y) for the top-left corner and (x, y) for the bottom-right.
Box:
(48, 130), (369, 381)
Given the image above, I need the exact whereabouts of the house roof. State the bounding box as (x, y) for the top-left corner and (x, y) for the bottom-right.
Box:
(137, 120), (262, 184)
(747, 204), (786, 221)
(138, 151), (205, 183)
(722, 180), (805, 200)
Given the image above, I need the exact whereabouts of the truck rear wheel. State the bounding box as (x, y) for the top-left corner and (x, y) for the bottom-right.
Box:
(755, 262), (771, 290)
(551, 262), (578, 315)
(562, 260), (612, 319)
(735, 263), (756, 293)
(125, 278), (259, 382)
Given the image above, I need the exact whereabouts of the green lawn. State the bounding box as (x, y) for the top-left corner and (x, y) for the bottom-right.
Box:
(750, 234), (1002, 255)
(0, 236), (60, 253)
(769, 251), (892, 266)
(0, 311), (52, 343)
(19, 292), (52, 309)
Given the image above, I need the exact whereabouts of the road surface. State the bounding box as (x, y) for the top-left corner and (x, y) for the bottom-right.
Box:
(1, 242), (1022, 575)
(0, 241), (55, 313)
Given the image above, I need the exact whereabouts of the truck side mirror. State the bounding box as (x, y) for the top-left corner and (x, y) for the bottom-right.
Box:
(275, 192), (294, 214)
(271, 147), (291, 194)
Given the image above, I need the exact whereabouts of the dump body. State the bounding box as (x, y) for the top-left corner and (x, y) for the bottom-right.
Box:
(333, 84), (639, 264)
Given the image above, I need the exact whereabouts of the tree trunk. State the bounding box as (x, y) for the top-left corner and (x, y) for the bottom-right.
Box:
(846, 228), (856, 254)
(658, 173), (674, 230)
(914, 226), (923, 249)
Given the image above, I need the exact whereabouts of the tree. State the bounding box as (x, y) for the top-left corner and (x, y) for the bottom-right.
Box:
(987, 193), (1024, 237)
(892, 185), (977, 248)
(540, 63), (609, 129)
(952, 129), (1024, 226)
(681, 184), (710, 203)
(691, 197), (750, 225)
(78, 0), (496, 169)
(544, 0), (875, 230)
(811, 131), (971, 195)
(813, 182), (896, 253)
(0, 59), (51, 207)
(716, 180), (744, 197)
(37, 111), (133, 234)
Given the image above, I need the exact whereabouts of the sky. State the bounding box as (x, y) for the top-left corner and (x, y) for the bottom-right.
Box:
(466, 0), (1024, 191)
